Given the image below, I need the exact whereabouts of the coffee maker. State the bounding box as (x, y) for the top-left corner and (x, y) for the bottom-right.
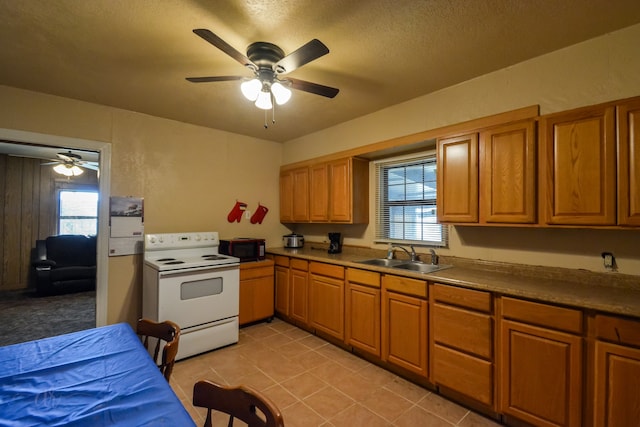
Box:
(328, 232), (342, 254)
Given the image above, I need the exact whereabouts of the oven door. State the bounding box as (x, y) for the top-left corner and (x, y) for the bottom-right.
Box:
(157, 266), (239, 329)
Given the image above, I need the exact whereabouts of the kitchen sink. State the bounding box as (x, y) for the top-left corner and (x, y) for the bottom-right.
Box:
(391, 262), (452, 274)
(356, 258), (407, 267)
(356, 258), (452, 274)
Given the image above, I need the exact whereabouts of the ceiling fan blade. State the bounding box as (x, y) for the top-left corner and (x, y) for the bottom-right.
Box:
(56, 153), (74, 162)
(193, 29), (255, 68)
(287, 77), (339, 98)
(81, 163), (100, 171)
(186, 76), (244, 83)
(275, 39), (329, 74)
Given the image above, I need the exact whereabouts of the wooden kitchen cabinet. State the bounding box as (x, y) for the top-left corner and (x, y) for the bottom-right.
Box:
(592, 314), (640, 426)
(328, 157), (368, 223)
(309, 157), (369, 223)
(309, 163), (329, 221)
(274, 256), (290, 317)
(539, 104), (616, 225)
(437, 133), (479, 223)
(281, 156), (369, 224)
(239, 259), (275, 326)
(479, 120), (537, 224)
(309, 262), (345, 340)
(345, 268), (381, 357)
(617, 98), (640, 226)
(430, 283), (494, 407)
(499, 297), (583, 427)
(279, 167), (310, 222)
(382, 274), (428, 377)
(289, 258), (309, 326)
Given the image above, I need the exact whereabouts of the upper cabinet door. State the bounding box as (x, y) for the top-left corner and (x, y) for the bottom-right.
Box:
(480, 120), (537, 224)
(309, 163), (329, 222)
(617, 99), (640, 226)
(328, 157), (369, 224)
(291, 167), (310, 222)
(280, 167), (310, 223)
(437, 133), (479, 223)
(540, 105), (616, 225)
(279, 170), (294, 222)
(328, 158), (351, 222)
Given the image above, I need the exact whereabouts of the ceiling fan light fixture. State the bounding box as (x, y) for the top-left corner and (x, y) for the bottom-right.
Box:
(240, 78), (261, 101)
(255, 89), (273, 110)
(53, 164), (84, 177)
(271, 81), (292, 105)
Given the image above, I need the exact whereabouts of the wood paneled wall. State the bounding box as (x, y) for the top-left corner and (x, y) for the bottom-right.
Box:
(0, 154), (97, 291)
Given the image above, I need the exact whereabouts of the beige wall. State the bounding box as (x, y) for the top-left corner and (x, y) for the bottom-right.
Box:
(0, 86), (289, 324)
(282, 23), (640, 276)
(1, 23), (639, 326)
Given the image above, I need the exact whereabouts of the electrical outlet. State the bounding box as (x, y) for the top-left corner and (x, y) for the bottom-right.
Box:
(601, 252), (615, 270)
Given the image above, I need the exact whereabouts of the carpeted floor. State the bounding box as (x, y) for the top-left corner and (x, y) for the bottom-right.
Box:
(0, 289), (95, 347)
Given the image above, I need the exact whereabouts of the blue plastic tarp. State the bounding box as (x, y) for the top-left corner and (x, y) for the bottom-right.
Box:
(0, 323), (195, 426)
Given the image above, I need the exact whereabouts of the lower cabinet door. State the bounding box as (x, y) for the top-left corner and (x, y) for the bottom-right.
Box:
(594, 341), (640, 427)
(500, 320), (582, 427)
(239, 276), (274, 325)
(309, 274), (345, 340)
(382, 290), (428, 377)
(290, 268), (308, 325)
(274, 265), (290, 316)
(345, 282), (380, 356)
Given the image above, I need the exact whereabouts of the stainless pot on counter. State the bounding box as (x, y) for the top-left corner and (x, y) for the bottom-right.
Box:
(283, 233), (304, 248)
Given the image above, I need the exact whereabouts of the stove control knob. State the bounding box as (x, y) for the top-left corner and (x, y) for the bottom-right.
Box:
(195, 234), (201, 241)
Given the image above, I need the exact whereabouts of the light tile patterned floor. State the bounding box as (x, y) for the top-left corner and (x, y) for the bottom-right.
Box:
(170, 318), (503, 426)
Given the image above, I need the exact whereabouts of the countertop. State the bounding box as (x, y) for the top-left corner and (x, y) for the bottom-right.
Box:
(267, 245), (640, 318)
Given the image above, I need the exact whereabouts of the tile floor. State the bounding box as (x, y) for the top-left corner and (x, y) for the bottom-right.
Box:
(170, 318), (503, 426)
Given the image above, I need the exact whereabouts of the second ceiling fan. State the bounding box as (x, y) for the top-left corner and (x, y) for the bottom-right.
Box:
(186, 29), (339, 111)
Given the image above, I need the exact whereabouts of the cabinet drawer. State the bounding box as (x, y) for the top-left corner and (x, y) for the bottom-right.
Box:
(383, 275), (427, 298)
(432, 283), (492, 312)
(347, 268), (380, 288)
(310, 262), (345, 279)
(240, 265), (274, 280)
(433, 344), (493, 406)
(290, 258), (308, 271)
(595, 314), (640, 347)
(274, 255), (290, 267)
(433, 303), (493, 359)
(501, 297), (583, 334)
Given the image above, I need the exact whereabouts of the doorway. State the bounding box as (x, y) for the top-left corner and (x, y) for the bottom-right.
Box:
(0, 128), (111, 327)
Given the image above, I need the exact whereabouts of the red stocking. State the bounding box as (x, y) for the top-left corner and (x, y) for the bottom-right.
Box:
(250, 204), (269, 224)
(227, 201), (247, 223)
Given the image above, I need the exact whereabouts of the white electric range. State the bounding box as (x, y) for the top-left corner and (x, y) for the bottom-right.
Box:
(142, 231), (240, 360)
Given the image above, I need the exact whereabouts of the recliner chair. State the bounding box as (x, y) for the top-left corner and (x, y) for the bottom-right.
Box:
(31, 235), (97, 296)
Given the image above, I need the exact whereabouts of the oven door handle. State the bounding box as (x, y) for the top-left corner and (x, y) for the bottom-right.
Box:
(157, 264), (239, 278)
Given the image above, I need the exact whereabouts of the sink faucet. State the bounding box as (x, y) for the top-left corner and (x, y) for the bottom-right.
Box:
(386, 243), (395, 260)
(388, 244), (418, 262)
(429, 248), (439, 265)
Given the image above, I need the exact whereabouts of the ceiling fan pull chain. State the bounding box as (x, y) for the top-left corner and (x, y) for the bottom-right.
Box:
(272, 97), (276, 125)
(264, 109), (268, 129)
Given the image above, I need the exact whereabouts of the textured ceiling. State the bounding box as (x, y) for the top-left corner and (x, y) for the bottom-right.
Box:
(1, 0), (640, 143)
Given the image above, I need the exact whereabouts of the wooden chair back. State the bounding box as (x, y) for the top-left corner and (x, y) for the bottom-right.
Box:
(136, 318), (180, 382)
(193, 380), (285, 427)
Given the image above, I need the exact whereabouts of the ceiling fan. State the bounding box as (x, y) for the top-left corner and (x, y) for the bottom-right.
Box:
(42, 151), (99, 177)
(186, 29), (339, 111)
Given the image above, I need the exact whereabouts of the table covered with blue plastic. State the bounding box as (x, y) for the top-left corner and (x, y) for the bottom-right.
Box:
(0, 323), (196, 426)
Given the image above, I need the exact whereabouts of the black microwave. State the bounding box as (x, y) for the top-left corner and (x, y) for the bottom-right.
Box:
(219, 238), (266, 262)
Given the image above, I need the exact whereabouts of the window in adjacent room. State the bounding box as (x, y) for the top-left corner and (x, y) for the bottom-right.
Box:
(375, 151), (447, 247)
(58, 190), (99, 235)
